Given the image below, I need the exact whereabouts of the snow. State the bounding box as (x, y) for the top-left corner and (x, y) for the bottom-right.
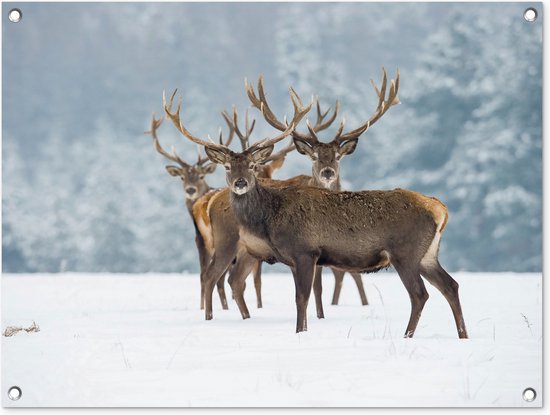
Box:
(2, 272), (542, 407)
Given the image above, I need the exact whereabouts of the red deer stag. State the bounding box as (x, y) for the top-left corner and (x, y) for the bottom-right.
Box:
(163, 88), (312, 320)
(245, 73), (400, 311)
(145, 111), (233, 309)
(191, 107), (296, 309)
(166, 82), (469, 339)
(167, 94), (344, 318)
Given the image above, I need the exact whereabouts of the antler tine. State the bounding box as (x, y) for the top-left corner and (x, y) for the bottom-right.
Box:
(145, 112), (190, 168)
(219, 110), (236, 148)
(305, 119), (320, 142)
(368, 69), (400, 125)
(245, 76), (294, 132)
(292, 97), (339, 145)
(144, 112), (165, 140)
(196, 145), (211, 166)
(221, 110), (234, 144)
(312, 98), (340, 131)
(333, 119), (346, 141)
(222, 106), (257, 152)
(233, 107), (250, 150)
(337, 67), (400, 143)
(163, 89), (226, 150)
(170, 146), (191, 168)
(248, 86), (312, 151)
(245, 109), (257, 142)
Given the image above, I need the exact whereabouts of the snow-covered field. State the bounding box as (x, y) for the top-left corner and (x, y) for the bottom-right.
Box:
(1, 272), (542, 407)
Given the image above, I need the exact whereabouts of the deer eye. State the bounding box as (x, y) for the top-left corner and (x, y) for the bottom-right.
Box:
(199, 174), (205, 179)
(224, 165), (230, 171)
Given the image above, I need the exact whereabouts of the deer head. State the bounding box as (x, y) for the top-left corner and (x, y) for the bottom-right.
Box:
(163, 86), (311, 196)
(145, 112), (230, 201)
(246, 69), (400, 189)
(221, 107), (296, 180)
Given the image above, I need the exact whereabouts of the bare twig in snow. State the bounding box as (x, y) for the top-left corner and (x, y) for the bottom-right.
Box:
(117, 338), (131, 369)
(521, 313), (534, 336)
(3, 321), (40, 337)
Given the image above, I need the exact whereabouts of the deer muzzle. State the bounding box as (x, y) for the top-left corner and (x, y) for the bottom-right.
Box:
(319, 167), (336, 185)
(185, 186), (199, 200)
(233, 178), (249, 195)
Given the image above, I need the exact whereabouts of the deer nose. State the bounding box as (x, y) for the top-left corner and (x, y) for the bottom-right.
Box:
(234, 178), (248, 189)
(321, 168), (335, 180)
(186, 187), (197, 195)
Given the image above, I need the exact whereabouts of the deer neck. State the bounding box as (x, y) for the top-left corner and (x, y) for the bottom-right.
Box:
(185, 184), (212, 216)
(230, 182), (281, 239)
(185, 199), (196, 216)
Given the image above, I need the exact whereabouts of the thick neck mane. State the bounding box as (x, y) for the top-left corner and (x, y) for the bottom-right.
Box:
(230, 182), (282, 239)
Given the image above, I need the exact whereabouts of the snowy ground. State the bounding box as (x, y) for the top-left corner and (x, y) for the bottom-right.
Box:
(1, 272), (542, 407)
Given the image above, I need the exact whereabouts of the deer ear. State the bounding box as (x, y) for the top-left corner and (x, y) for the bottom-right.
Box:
(165, 165), (185, 177)
(204, 147), (229, 165)
(251, 145), (274, 163)
(338, 139), (359, 157)
(202, 163), (217, 174)
(293, 137), (316, 158)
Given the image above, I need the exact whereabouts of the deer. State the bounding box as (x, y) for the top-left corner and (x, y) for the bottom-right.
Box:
(191, 107), (296, 309)
(144, 112), (233, 310)
(244, 71), (400, 311)
(165, 92), (349, 319)
(163, 88), (313, 319)
(164, 80), (469, 339)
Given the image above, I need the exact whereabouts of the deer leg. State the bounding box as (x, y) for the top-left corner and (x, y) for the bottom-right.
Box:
(216, 273), (229, 310)
(350, 272), (368, 305)
(227, 263), (236, 300)
(228, 253), (258, 319)
(330, 268), (345, 305)
(393, 261), (429, 338)
(199, 253), (211, 310)
(252, 261), (263, 309)
(200, 276), (206, 310)
(420, 261), (468, 339)
(313, 266), (325, 319)
(203, 250), (236, 321)
(291, 255), (316, 333)
(196, 236), (210, 310)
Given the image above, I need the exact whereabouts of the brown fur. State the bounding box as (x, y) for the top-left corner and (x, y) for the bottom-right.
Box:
(400, 189), (449, 233)
(192, 189), (221, 254)
(189, 162), (305, 315)
(199, 144), (468, 338)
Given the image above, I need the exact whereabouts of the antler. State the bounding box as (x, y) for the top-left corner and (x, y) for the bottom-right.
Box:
(246, 77), (338, 145)
(245, 75), (288, 132)
(144, 112), (190, 168)
(218, 109), (236, 148)
(165, 84), (310, 154)
(247, 86), (312, 152)
(296, 98), (341, 144)
(222, 107), (256, 151)
(223, 104), (296, 163)
(335, 67), (400, 143)
(244, 76), (312, 151)
(195, 110), (238, 165)
(163, 89), (227, 151)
